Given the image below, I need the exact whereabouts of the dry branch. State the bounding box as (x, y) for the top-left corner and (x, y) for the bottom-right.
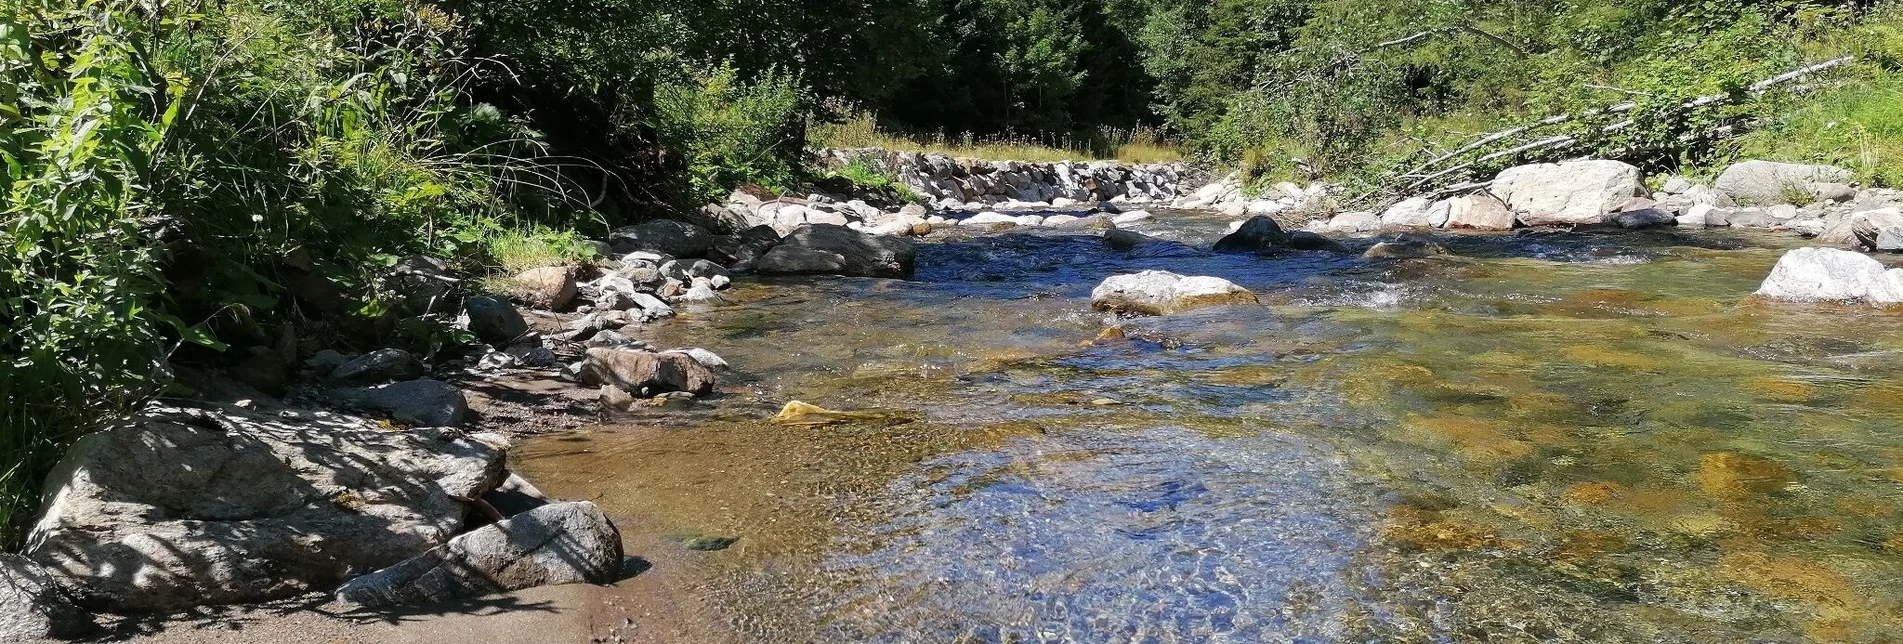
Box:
(1391, 56), (1857, 193)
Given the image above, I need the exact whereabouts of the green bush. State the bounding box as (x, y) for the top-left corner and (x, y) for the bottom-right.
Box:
(1, 1), (175, 544)
(651, 64), (808, 203)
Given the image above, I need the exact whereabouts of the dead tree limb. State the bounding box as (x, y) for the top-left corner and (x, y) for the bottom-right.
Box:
(1392, 55), (1857, 193)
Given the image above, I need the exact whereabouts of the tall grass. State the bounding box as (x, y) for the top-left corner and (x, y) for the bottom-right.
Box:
(1731, 71), (1903, 186)
(812, 110), (1185, 164)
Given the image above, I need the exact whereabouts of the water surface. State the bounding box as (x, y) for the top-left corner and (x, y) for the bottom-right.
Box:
(518, 213), (1903, 643)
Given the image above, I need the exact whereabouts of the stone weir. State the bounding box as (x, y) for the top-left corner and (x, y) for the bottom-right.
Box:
(813, 148), (1202, 210)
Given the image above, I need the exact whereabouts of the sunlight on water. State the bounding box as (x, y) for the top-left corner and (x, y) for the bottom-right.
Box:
(517, 213), (1903, 643)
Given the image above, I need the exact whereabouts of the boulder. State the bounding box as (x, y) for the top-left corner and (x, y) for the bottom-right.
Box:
(464, 296), (529, 347)
(333, 379), (470, 427)
(1288, 231), (1348, 253)
(334, 502), (621, 608)
(0, 554), (93, 641)
(1212, 216), (1294, 253)
(1611, 208), (1678, 229)
(328, 348), (426, 384)
(1677, 204), (1716, 228)
(1111, 210), (1154, 225)
(1755, 247), (1903, 304)
(607, 220), (712, 258)
(387, 255), (458, 314)
(753, 224), (917, 279)
(507, 266), (579, 310)
(24, 404), (506, 612)
(1443, 194), (1516, 231)
(1714, 160), (1854, 204)
(959, 212), (1016, 226)
(1492, 160), (1643, 226)
(1812, 182), (1858, 203)
(1379, 197), (1436, 228)
(1325, 211), (1382, 233)
(1104, 229), (1165, 252)
(1090, 271), (1259, 316)
(577, 348), (717, 396)
(1850, 208), (1903, 252)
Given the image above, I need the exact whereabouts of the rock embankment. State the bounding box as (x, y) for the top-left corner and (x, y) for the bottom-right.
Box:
(1289, 159), (1903, 247)
(814, 148), (1194, 210)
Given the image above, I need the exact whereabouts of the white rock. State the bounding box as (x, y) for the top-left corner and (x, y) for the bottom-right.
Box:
(1493, 160), (1644, 226)
(1326, 211), (1382, 233)
(960, 212), (1016, 226)
(1379, 197), (1435, 228)
(1715, 160), (1854, 204)
(1043, 215), (1080, 227)
(1678, 203), (1716, 228)
(1111, 210), (1154, 225)
(1014, 215), (1046, 226)
(1755, 247), (1903, 304)
(1090, 270), (1259, 316)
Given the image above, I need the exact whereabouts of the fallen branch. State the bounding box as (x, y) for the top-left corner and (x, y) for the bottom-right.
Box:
(1391, 56), (1857, 192)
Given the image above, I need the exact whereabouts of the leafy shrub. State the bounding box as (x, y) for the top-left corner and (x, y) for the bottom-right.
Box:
(652, 64), (808, 202)
(0, 1), (176, 544)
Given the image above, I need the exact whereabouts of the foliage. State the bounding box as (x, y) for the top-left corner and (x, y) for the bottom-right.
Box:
(651, 64), (808, 203)
(0, 1), (176, 544)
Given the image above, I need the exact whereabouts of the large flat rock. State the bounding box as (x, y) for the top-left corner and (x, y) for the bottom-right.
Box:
(25, 404), (507, 612)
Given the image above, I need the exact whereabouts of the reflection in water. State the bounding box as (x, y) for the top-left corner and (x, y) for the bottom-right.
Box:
(516, 213), (1903, 643)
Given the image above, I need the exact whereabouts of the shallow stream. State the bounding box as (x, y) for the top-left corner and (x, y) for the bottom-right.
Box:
(517, 212), (1903, 643)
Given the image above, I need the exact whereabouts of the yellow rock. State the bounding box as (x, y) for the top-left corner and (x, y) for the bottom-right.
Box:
(769, 400), (906, 427)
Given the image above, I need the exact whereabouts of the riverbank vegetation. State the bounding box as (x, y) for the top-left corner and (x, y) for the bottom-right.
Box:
(4, 0), (1903, 544)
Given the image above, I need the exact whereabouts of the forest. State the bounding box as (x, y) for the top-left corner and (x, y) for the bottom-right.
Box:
(3, 0), (1903, 539)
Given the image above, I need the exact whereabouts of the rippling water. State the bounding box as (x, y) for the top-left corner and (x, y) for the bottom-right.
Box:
(516, 212), (1903, 643)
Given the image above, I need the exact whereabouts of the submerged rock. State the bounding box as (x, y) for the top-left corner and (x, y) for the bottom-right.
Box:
(335, 502), (622, 608)
(578, 348), (717, 396)
(1363, 239), (1450, 259)
(753, 224), (918, 279)
(1091, 270), (1259, 316)
(25, 404), (505, 612)
(1754, 247), (1903, 305)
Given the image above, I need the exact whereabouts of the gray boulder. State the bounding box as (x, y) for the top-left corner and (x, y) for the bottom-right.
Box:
(333, 379), (470, 427)
(1379, 197), (1435, 228)
(1714, 160), (1854, 204)
(464, 296), (529, 347)
(25, 405), (505, 612)
(608, 220), (712, 258)
(335, 502), (621, 608)
(1611, 208), (1677, 229)
(1851, 208), (1903, 251)
(328, 348), (425, 384)
(1212, 216), (1293, 253)
(1756, 247), (1903, 304)
(1493, 160), (1643, 226)
(0, 554), (93, 641)
(753, 224), (918, 279)
(1443, 194), (1517, 230)
(1091, 271), (1259, 316)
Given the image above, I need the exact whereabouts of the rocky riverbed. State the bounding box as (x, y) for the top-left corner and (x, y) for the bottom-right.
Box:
(9, 154), (1903, 643)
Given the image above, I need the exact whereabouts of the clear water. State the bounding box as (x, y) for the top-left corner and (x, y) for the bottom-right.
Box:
(515, 212), (1903, 643)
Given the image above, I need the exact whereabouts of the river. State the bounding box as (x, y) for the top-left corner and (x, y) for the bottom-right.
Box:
(515, 211), (1903, 643)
